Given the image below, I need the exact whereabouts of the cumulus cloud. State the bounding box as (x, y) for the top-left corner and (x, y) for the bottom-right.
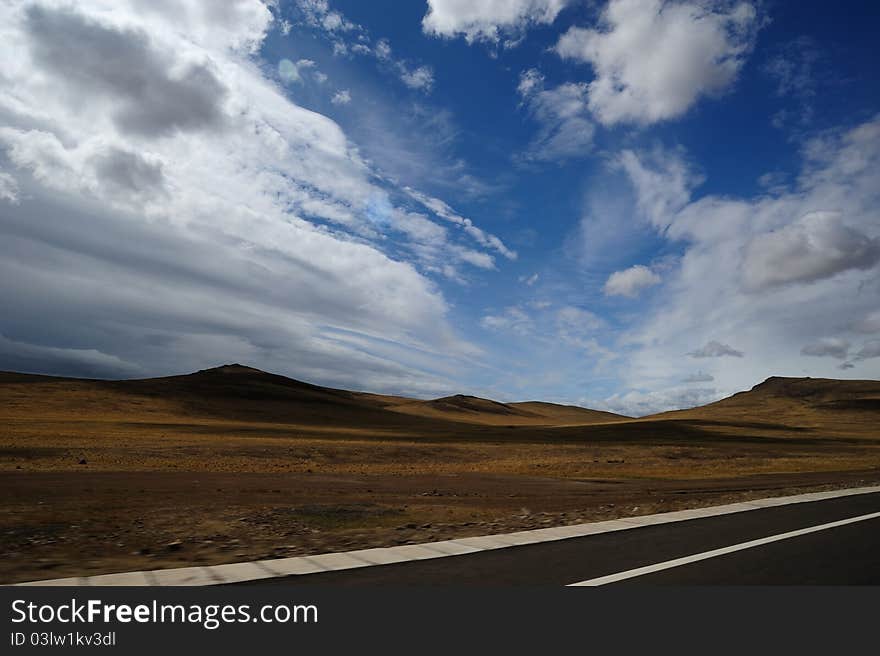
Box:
(375, 39), (392, 61)
(800, 338), (850, 360)
(517, 69), (594, 162)
(604, 264), (661, 298)
(688, 341), (744, 358)
(607, 115), (880, 406)
(555, 0), (759, 125)
(92, 147), (166, 195)
(331, 89), (352, 105)
(423, 0), (570, 45)
(742, 211), (880, 291)
(0, 0), (494, 394)
(398, 65), (434, 92)
(24, 5), (228, 138)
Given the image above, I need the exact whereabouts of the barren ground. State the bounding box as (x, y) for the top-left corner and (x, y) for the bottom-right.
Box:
(2, 366), (878, 583)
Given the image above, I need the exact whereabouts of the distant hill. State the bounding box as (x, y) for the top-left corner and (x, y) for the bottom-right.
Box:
(380, 394), (628, 426)
(653, 376), (880, 436)
(0, 364), (629, 429)
(2, 367), (878, 440)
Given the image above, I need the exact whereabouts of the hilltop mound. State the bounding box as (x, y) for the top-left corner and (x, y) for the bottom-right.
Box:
(744, 377), (880, 409)
(654, 376), (880, 433)
(512, 401), (630, 424)
(384, 394), (629, 426)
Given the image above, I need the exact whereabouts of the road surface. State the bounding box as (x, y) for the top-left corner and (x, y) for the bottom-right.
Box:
(251, 491), (880, 585)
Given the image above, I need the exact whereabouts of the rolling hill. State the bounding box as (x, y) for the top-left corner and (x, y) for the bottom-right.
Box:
(657, 376), (880, 437)
(0, 363), (631, 429)
(3, 366), (879, 438)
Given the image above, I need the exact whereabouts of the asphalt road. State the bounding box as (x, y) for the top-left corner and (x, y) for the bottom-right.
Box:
(253, 492), (880, 585)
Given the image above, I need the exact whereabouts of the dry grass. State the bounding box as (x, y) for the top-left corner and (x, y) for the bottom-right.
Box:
(1, 366), (879, 583)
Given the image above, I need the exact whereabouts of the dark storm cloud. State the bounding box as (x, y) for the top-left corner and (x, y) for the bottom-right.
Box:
(24, 5), (227, 138)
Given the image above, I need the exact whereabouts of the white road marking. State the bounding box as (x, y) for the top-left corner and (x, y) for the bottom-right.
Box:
(568, 510), (880, 586)
(13, 484), (880, 586)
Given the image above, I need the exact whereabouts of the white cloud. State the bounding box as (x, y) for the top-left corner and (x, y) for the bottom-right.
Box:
(423, 0), (570, 45)
(480, 305), (533, 335)
(278, 58), (318, 85)
(452, 246), (495, 270)
(608, 115), (880, 406)
(742, 211), (880, 291)
(331, 89), (351, 105)
(0, 170), (19, 203)
(293, 2), (434, 94)
(682, 371), (714, 383)
(616, 147), (702, 229)
(404, 187), (517, 260)
(764, 37), (820, 99)
(593, 386), (718, 417)
(293, 0), (358, 33)
(481, 304), (605, 355)
(801, 338), (850, 360)
(762, 36), (822, 131)
(373, 39), (434, 93)
(389, 210), (496, 277)
(555, 0), (759, 125)
(517, 68), (544, 96)
(23, 4), (229, 138)
(604, 264), (661, 298)
(554, 306), (606, 351)
(688, 341), (744, 358)
(517, 70), (594, 162)
(0, 0), (489, 394)
(398, 65), (434, 92)
(375, 38), (392, 61)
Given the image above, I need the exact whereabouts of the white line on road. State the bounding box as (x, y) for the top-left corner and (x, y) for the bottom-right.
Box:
(14, 485), (880, 586)
(568, 510), (880, 586)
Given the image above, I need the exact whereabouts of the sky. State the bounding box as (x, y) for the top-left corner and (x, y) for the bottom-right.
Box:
(0, 0), (879, 415)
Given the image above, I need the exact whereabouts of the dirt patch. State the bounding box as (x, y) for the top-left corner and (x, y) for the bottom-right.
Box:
(2, 469), (879, 584)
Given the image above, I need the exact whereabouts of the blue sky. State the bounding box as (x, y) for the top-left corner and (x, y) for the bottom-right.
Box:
(1, 1), (879, 414)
